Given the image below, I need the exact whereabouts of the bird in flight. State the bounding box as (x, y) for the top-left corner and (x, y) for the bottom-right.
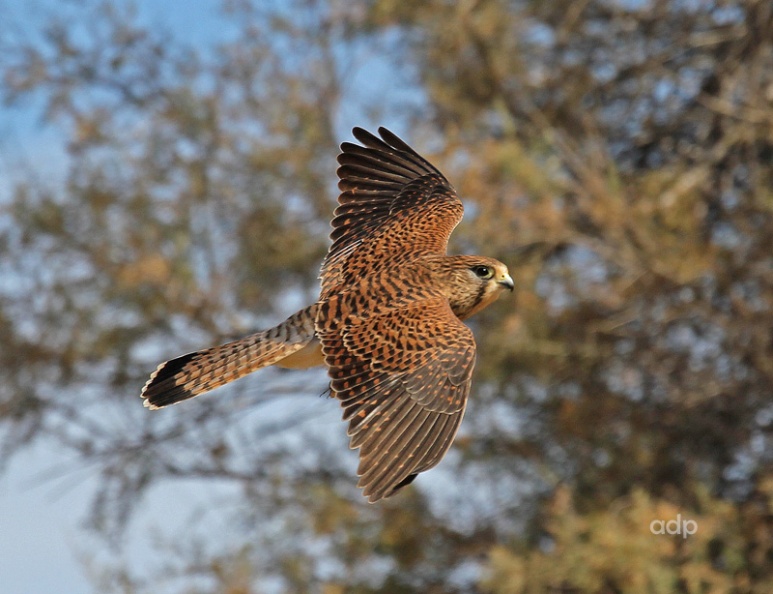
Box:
(141, 127), (513, 502)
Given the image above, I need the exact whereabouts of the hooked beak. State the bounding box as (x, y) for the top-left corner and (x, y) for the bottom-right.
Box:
(498, 273), (514, 292)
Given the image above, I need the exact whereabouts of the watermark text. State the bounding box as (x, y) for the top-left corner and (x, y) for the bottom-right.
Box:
(649, 513), (697, 539)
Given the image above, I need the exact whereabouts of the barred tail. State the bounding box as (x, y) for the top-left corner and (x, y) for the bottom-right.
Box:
(141, 304), (320, 409)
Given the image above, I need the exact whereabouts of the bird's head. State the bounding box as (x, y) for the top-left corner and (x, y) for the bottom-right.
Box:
(423, 255), (513, 320)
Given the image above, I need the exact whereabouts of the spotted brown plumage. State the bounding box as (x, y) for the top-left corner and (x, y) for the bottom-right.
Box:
(141, 127), (514, 502)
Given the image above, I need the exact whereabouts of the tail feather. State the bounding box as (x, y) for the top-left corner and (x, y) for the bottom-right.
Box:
(141, 304), (319, 409)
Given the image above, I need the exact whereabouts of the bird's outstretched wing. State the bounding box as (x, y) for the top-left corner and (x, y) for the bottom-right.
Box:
(317, 296), (475, 502)
(320, 127), (464, 295)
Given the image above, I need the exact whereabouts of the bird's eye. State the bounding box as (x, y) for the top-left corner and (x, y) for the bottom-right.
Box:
(472, 265), (493, 279)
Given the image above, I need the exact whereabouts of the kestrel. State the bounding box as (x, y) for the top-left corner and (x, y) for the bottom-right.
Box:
(142, 127), (513, 502)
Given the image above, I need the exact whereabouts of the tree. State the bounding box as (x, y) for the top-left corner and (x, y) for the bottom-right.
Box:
(1, 0), (772, 592)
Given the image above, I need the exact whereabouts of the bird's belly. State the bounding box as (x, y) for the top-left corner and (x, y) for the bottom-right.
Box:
(274, 338), (325, 369)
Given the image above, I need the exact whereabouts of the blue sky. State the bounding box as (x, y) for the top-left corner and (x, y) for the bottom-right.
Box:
(1, 444), (94, 594)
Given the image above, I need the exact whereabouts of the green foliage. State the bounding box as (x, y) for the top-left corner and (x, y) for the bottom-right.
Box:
(1, 0), (772, 592)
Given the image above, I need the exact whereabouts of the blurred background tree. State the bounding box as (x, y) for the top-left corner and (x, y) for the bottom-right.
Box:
(1, 0), (772, 592)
